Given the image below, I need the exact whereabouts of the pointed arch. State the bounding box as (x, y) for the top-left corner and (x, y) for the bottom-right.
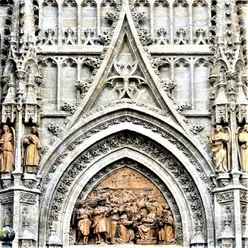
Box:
(38, 112), (214, 246)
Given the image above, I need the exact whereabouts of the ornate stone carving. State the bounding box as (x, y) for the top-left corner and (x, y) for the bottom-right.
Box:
(105, 61), (147, 100)
(41, 116), (212, 199)
(0, 192), (14, 204)
(62, 28), (77, 45)
(174, 29), (188, 45)
(216, 192), (234, 203)
(81, 0), (96, 7)
(237, 125), (248, 173)
(151, 57), (170, 75)
(162, 79), (176, 98)
(190, 124), (204, 135)
(155, 28), (169, 45)
(61, 102), (77, 114)
(194, 29), (208, 45)
(47, 123), (63, 137)
(20, 192), (37, 204)
(97, 30), (112, 46)
(47, 132), (206, 239)
(82, 29), (95, 45)
(176, 102), (191, 113)
(240, 191), (248, 203)
(72, 167), (177, 245)
(43, 29), (57, 45)
(137, 28), (153, 46)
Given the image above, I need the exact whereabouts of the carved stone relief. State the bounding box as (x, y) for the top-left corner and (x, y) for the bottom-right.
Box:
(46, 131), (207, 244)
(72, 166), (179, 245)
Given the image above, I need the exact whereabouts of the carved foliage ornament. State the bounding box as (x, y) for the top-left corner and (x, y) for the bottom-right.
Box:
(41, 117), (212, 198)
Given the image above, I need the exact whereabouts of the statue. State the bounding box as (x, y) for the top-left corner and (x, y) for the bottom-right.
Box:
(109, 201), (120, 244)
(237, 125), (248, 173)
(137, 206), (157, 242)
(163, 209), (176, 244)
(0, 125), (14, 174)
(118, 212), (135, 243)
(208, 125), (231, 173)
(22, 126), (42, 174)
(91, 199), (109, 244)
(76, 202), (92, 244)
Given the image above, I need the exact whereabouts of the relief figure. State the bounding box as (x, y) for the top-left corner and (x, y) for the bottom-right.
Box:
(76, 202), (92, 245)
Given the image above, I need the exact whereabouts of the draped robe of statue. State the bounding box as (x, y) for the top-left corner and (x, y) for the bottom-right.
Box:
(92, 205), (108, 234)
(23, 133), (41, 173)
(137, 211), (157, 240)
(209, 126), (230, 173)
(118, 214), (134, 243)
(238, 126), (248, 173)
(0, 128), (14, 173)
(77, 206), (92, 244)
(164, 211), (176, 243)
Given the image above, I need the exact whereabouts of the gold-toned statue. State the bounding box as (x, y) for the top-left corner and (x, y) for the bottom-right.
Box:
(137, 207), (157, 242)
(22, 126), (42, 174)
(237, 125), (248, 173)
(91, 199), (109, 244)
(0, 125), (15, 174)
(208, 125), (231, 173)
(76, 202), (92, 245)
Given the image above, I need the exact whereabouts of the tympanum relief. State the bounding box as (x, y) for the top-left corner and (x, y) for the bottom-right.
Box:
(71, 167), (177, 245)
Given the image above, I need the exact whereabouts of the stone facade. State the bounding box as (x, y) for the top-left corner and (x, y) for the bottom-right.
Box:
(0, 0), (247, 247)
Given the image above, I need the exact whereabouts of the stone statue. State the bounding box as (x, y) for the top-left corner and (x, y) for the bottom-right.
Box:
(208, 125), (231, 173)
(118, 212), (135, 243)
(109, 201), (120, 244)
(0, 125), (14, 174)
(137, 206), (157, 243)
(163, 209), (176, 244)
(22, 126), (42, 174)
(237, 125), (248, 173)
(91, 199), (109, 244)
(76, 202), (92, 245)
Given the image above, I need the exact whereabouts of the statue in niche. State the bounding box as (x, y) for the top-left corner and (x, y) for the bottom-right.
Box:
(76, 202), (92, 245)
(0, 125), (15, 174)
(22, 126), (42, 174)
(208, 125), (231, 173)
(72, 167), (177, 245)
(237, 125), (248, 173)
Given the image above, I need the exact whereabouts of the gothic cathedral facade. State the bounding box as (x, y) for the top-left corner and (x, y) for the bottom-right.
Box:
(0, 0), (247, 247)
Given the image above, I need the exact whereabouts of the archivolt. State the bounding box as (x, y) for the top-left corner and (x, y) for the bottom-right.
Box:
(38, 123), (214, 247)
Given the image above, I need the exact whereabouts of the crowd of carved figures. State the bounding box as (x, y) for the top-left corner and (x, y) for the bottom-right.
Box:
(0, 125), (41, 174)
(73, 190), (176, 245)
